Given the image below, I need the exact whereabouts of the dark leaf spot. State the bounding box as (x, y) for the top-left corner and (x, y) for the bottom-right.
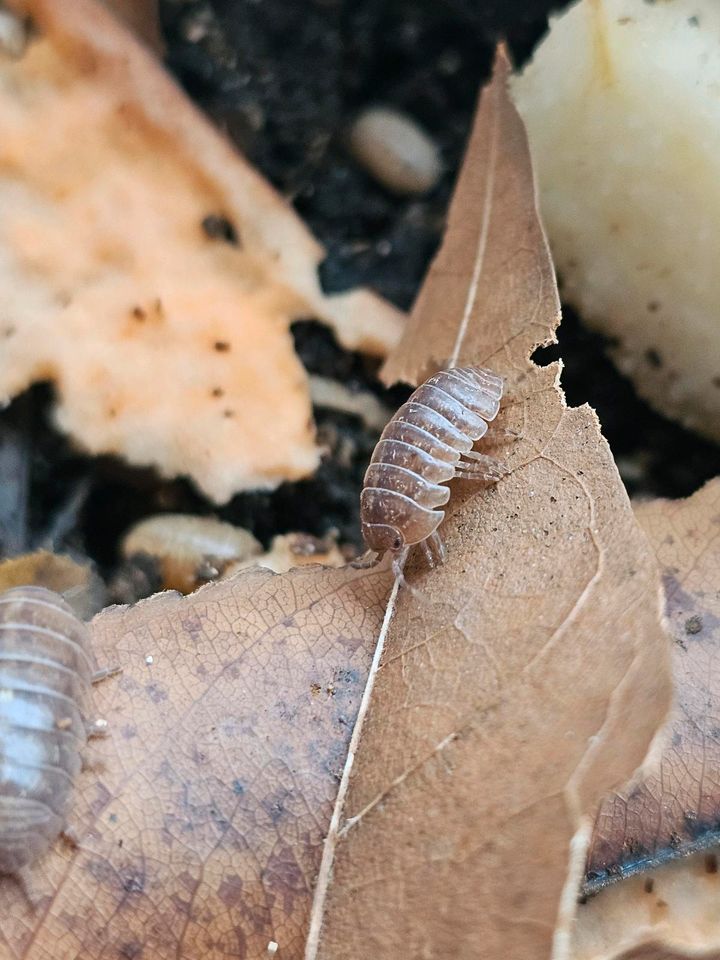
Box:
(201, 214), (240, 246)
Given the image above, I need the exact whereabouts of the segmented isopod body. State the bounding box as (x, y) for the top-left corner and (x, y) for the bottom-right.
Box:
(0, 586), (95, 874)
(360, 366), (505, 566)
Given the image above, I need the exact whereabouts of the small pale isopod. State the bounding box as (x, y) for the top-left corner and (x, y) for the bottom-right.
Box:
(359, 366), (506, 574)
(0, 586), (113, 878)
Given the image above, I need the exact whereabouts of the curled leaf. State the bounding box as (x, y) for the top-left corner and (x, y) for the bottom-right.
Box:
(574, 478), (720, 959)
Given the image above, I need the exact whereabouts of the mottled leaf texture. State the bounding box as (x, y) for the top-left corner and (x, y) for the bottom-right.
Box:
(0, 564), (392, 959)
(571, 479), (720, 960)
(311, 49), (672, 960)
(588, 478), (720, 891)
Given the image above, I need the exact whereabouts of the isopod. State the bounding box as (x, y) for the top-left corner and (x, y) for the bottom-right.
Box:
(0, 585), (113, 879)
(359, 365), (506, 574)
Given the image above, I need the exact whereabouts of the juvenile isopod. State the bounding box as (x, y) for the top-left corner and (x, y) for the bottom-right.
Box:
(0, 585), (115, 881)
(358, 365), (506, 575)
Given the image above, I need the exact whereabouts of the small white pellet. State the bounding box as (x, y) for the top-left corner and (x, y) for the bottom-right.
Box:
(349, 106), (441, 195)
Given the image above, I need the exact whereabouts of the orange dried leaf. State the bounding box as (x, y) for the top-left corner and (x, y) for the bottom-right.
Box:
(0, 0), (403, 503)
(0, 563), (393, 959)
(573, 478), (720, 960)
(311, 48), (672, 960)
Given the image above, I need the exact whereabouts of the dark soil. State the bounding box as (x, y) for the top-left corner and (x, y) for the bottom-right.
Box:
(1, 0), (719, 594)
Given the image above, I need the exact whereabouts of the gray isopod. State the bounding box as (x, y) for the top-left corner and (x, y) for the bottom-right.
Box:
(0, 585), (112, 876)
(358, 365), (506, 575)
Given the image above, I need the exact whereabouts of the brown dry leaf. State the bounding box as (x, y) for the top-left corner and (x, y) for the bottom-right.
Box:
(0, 45), (673, 960)
(0, 0), (403, 503)
(100, 0), (163, 53)
(0, 562), (393, 960)
(572, 478), (720, 960)
(309, 48), (673, 960)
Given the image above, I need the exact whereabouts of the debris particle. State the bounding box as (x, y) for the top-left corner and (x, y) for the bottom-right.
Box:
(685, 615), (703, 634)
(201, 214), (240, 245)
(122, 514), (262, 593)
(349, 106), (442, 195)
(224, 531), (345, 577)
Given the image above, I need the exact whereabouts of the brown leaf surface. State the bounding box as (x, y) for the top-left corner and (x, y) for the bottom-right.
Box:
(587, 478), (720, 892)
(0, 562), (392, 960)
(310, 49), (673, 960)
(100, 0), (163, 53)
(571, 478), (720, 960)
(0, 0), (403, 503)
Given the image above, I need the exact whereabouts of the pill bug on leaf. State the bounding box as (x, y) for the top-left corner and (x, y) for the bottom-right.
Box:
(358, 366), (506, 576)
(0, 585), (116, 881)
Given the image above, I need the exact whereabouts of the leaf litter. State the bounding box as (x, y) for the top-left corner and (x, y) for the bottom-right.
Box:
(0, 40), (675, 960)
(0, 0), (402, 504)
(0, 562), (393, 960)
(573, 478), (720, 960)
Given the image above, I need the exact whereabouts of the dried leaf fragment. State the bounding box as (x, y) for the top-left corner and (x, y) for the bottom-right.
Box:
(573, 478), (720, 959)
(588, 477), (720, 889)
(313, 48), (672, 960)
(225, 531), (346, 577)
(0, 0), (403, 503)
(121, 513), (262, 593)
(0, 562), (392, 960)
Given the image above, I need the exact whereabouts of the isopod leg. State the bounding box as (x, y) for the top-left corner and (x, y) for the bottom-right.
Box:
(60, 825), (80, 848)
(456, 452), (508, 482)
(391, 546), (410, 583)
(92, 665), (122, 684)
(428, 530), (446, 565)
(350, 548), (380, 570)
(14, 867), (41, 911)
(421, 531), (446, 569)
